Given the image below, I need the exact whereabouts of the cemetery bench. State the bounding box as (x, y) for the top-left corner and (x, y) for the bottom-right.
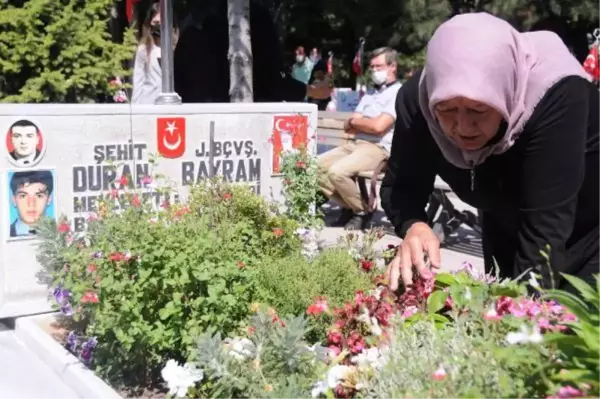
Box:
(317, 111), (482, 241)
(356, 167), (482, 241)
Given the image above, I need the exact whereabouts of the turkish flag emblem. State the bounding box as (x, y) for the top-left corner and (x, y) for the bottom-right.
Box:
(271, 115), (308, 173)
(157, 117), (186, 158)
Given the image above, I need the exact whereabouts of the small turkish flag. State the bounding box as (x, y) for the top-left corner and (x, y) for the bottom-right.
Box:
(352, 52), (362, 76)
(157, 117), (186, 159)
(583, 46), (599, 81)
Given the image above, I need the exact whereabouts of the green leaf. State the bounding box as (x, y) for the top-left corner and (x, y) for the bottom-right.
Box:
(434, 273), (457, 286)
(427, 290), (449, 314)
(560, 274), (598, 306)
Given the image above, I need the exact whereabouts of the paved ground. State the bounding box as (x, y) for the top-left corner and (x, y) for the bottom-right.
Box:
(0, 322), (79, 399)
(319, 191), (485, 275)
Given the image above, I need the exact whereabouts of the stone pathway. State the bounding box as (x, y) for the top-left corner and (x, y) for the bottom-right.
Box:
(0, 322), (79, 399)
(319, 192), (485, 275)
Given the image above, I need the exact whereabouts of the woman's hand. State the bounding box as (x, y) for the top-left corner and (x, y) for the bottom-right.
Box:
(386, 222), (441, 291)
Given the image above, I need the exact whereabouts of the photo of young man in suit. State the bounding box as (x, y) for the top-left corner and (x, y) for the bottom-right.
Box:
(8, 170), (56, 238)
(7, 119), (44, 167)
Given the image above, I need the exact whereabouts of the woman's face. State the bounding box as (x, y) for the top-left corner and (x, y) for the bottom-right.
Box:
(434, 96), (504, 151)
(150, 11), (161, 26)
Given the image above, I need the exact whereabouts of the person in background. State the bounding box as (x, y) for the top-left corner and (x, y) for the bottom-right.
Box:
(10, 170), (54, 237)
(291, 46), (314, 85)
(131, 3), (178, 104)
(318, 47), (401, 230)
(174, 0), (330, 103)
(381, 13), (598, 292)
(310, 47), (322, 64)
(307, 52), (330, 110)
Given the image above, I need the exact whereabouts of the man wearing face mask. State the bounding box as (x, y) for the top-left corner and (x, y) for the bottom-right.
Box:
(292, 46), (314, 84)
(317, 47), (401, 230)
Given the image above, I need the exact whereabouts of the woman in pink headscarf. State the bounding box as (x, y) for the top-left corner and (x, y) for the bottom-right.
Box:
(381, 13), (598, 291)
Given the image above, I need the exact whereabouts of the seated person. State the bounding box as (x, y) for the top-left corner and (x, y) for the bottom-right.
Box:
(317, 47), (402, 230)
(10, 170), (54, 237)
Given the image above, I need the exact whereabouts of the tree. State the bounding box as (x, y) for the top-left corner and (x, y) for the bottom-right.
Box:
(0, 0), (135, 103)
(227, 0), (254, 102)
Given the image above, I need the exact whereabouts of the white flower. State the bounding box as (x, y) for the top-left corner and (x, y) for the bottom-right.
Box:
(506, 325), (543, 345)
(464, 287), (472, 301)
(375, 258), (386, 270)
(357, 306), (371, 324)
(372, 286), (384, 301)
(370, 317), (382, 336)
(226, 337), (256, 360)
(351, 347), (382, 369)
(528, 272), (540, 289)
(311, 380), (328, 398)
(326, 365), (352, 388)
(348, 247), (361, 261)
(161, 359), (204, 398)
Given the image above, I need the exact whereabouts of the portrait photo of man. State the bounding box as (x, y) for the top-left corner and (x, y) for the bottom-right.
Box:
(8, 170), (56, 238)
(6, 119), (44, 167)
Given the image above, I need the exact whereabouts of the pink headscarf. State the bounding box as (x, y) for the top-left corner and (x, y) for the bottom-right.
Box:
(418, 13), (590, 169)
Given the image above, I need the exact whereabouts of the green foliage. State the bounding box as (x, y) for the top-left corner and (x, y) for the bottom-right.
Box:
(365, 318), (548, 398)
(37, 178), (300, 388)
(543, 274), (600, 395)
(0, 0), (135, 102)
(254, 248), (373, 341)
(193, 310), (325, 398)
(280, 147), (323, 228)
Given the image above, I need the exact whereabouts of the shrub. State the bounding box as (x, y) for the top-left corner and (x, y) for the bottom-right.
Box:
(365, 318), (548, 398)
(279, 147), (322, 227)
(254, 248), (374, 341)
(191, 309), (327, 399)
(37, 178), (301, 388)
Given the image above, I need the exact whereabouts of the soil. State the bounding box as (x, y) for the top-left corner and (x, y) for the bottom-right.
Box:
(37, 314), (167, 399)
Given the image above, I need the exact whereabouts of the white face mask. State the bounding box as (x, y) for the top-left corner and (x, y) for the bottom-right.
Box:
(372, 70), (388, 85)
(296, 55), (305, 63)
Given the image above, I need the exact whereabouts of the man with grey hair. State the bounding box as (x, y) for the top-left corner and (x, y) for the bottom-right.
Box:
(318, 47), (401, 230)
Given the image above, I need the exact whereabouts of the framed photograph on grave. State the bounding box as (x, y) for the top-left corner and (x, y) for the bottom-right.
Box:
(6, 169), (57, 240)
(5, 119), (46, 168)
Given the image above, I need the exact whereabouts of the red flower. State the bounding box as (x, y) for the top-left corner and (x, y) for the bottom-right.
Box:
(237, 261), (246, 269)
(119, 175), (129, 187)
(57, 222), (70, 233)
(327, 330), (343, 345)
(295, 161), (306, 169)
(272, 228), (284, 237)
(87, 264), (97, 273)
(131, 194), (141, 208)
(161, 200), (171, 209)
(223, 193), (232, 200)
(347, 331), (366, 354)
(444, 295), (454, 309)
(247, 326), (256, 335)
(307, 297), (329, 315)
(360, 258), (374, 272)
(496, 296), (514, 315)
(110, 189), (118, 199)
(109, 252), (125, 262)
(81, 291), (99, 304)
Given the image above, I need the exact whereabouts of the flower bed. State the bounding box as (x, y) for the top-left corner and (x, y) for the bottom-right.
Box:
(36, 152), (599, 398)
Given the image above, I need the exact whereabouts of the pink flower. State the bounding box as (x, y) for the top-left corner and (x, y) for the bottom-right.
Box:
(81, 291), (99, 304)
(131, 194), (141, 208)
(328, 344), (341, 357)
(347, 331), (365, 354)
(272, 228), (284, 237)
(86, 264), (97, 273)
(327, 330), (343, 345)
(57, 222), (70, 233)
(110, 189), (118, 199)
(550, 385), (584, 398)
(537, 318), (552, 330)
(432, 365), (447, 381)
(307, 297), (329, 315)
(118, 175), (129, 187)
(496, 296), (514, 315)
(483, 307), (502, 321)
(141, 175), (153, 185)
(402, 306), (419, 318)
(444, 295), (454, 309)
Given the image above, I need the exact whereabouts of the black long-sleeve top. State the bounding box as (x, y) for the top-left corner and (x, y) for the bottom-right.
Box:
(380, 70), (599, 285)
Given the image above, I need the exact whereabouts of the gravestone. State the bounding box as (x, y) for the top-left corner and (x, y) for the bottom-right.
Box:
(0, 103), (317, 318)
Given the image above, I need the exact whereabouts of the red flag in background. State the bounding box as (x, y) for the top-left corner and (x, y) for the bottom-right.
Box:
(352, 52), (362, 76)
(352, 37), (366, 76)
(327, 52), (334, 75)
(583, 45), (599, 81)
